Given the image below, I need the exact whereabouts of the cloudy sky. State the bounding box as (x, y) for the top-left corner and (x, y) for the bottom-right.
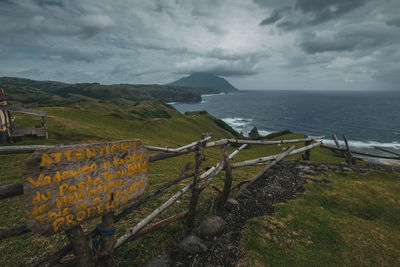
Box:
(0, 0), (399, 90)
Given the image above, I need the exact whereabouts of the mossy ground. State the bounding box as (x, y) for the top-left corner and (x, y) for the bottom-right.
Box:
(1, 99), (394, 266)
(240, 170), (400, 266)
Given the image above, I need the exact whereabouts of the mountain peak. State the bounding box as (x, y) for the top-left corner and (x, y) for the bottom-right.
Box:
(168, 72), (238, 92)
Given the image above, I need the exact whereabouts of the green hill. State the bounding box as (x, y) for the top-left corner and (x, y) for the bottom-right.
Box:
(0, 77), (203, 106)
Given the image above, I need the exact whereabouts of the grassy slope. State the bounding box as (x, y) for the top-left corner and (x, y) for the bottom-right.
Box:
(1, 99), (397, 266)
(240, 170), (400, 266)
(1, 99), (326, 265)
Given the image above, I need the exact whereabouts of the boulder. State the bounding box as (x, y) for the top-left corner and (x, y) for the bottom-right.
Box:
(143, 255), (172, 267)
(172, 235), (207, 256)
(199, 215), (226, 237)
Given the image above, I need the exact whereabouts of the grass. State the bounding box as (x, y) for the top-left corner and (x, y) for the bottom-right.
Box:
(240, 170), (400, 266)
(0, 98), (386, 266)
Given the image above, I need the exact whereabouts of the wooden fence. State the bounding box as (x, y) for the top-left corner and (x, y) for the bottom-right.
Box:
(1, 135), (324, 266)
(321, 134), (400, 164)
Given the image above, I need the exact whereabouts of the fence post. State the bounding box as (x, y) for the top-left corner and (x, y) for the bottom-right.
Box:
(302, 135), (312, 161)
(185, 136), (205, 230)
(217, 144), (233, 208)
(343, 134), (356, 165)
(99, 212), (115, 267)
(65, 225), (95, 267)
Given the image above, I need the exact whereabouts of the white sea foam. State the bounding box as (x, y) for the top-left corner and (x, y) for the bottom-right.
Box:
(258, 130), (274, 136)
(222, 117), (253, 127)
(322, 139), (400, 149)
(201, 93), (225, 97)
(167, 102), (176, 105)
(221, 117), (274, 137)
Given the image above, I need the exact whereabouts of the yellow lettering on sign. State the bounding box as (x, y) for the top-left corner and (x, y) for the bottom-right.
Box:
(40, 153), (53, 167)
(53, 217), (65, 232)
(76, 211), (86, 222)
(26, 173), (44, 188)
(63, 150), (72, 161)
(51, 152), (63, 163)
(111, 144), (120, 153)
(86, 148), (96, 158)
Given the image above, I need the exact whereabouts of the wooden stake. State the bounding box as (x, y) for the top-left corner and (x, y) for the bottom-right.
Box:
(185, 138), (205, 229)
(99, 212), (115, 267)
(333, 134), (351, 162)
(343, 134), (356, 165)
(218, 144), (233, 208)
(65, 225), (94, 267)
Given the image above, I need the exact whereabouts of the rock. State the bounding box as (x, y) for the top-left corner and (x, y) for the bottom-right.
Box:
(172, 235), (207, 256)
(317, 165), (329, 171)
(199, 215), (226, 237)
(342, 167), (352, 172)
(248, 126), (260, 138)
(227, 198), (238, 205)
(143, 255), (172, 267)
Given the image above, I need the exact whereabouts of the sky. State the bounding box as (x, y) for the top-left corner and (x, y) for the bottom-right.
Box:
(0, 0), (399, 90)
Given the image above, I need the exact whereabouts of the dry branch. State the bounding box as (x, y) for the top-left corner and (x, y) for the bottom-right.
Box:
(0, 223), (30, 241)
(126, 211), (188, 243)
(226, 136), (324, 146)
(321, 144), (400, 160)
(374, 146), (400, 157)
(231, 142), (321, 168)
(343, 134), (355, 164)
(145, 136), (212, 152)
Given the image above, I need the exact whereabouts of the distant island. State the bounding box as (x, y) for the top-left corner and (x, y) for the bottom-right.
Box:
(168, 72), (238, 93)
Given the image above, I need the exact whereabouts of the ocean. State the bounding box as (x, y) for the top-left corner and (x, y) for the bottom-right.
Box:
(171, 90), (400, 160)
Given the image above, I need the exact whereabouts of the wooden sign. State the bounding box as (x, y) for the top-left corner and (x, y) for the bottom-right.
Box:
(22, 140), (148, 235)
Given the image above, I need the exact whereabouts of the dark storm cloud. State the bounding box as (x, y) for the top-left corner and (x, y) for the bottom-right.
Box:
(259, 9), (284, 25)
(387, 18), (400, 27)
(0, 0), (399, 90)
(0, 1), (114, 38)
(259, 0), (367, 30)
(296, 0), (366, 22)
(299, 25), (397, 54)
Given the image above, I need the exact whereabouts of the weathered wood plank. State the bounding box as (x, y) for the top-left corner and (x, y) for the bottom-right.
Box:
(227, 136), (324, 145)
(0, 105), (47, 117)
(0, 182), (23, 200)
(22, 140), (149, 235)
(231, 142), (321, 168)
(343, 134), (355, 165)
(374, 146), (400, 157)
(217, 144), (233, 207)
(185, 139), (205, 229)
(99, 212), (115, 267)
(0, 223), (30, 241)
(321, 144), (400, 160)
